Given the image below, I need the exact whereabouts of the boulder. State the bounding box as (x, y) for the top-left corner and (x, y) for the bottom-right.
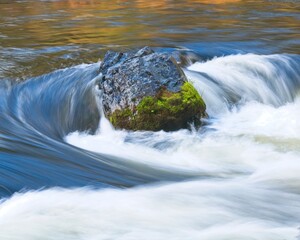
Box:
(98, 46), (206, 131)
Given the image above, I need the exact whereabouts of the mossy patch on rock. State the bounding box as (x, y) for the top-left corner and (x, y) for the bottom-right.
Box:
(108, 82), (206, 131)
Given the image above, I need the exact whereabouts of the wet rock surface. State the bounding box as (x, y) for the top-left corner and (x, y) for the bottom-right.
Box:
(98, 46), (206, 131)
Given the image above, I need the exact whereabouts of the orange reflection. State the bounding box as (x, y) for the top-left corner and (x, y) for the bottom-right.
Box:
(54, 0), (96, 8)
(135, 0), (169, 8)
(191, 0), (241, 3)
(0, 0), (298, 48)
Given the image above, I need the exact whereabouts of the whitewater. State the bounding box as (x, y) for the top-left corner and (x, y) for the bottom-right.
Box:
(0, 53), (300, 239)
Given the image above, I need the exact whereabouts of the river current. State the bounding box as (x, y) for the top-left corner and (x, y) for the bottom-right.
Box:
(0, 0), (300, 239)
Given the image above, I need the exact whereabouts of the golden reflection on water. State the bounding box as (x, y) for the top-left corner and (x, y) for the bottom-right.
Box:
(191, 0), (241, 3)
(0, 0), (299, 48)
(0, 0), (299, 79)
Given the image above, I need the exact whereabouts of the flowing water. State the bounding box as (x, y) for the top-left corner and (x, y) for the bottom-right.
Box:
(0, 0), (300, 239)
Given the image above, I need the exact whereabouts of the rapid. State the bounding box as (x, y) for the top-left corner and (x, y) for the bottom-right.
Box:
(0, 0), (300, 239)
(0, 53), (299, 239)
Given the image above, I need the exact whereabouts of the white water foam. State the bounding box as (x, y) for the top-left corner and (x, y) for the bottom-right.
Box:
(2, 54), (300, 239)
(0, 180), (299, 240)
(66, 95), (300, 185)
(66, 54), (300, 176)
(186, 53), (300, 116)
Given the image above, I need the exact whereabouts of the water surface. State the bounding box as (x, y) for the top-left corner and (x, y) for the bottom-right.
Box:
(0, 1), (300, 239)
(0, 0), (299, 79)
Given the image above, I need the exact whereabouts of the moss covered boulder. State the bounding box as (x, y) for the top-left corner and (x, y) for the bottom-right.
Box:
(98, 46), (206, 131)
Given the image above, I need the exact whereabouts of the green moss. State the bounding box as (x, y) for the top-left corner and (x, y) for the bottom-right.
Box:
(109, 108), (133, 127)
(181, 81), (206, 108)
(108, 82), (206, 131)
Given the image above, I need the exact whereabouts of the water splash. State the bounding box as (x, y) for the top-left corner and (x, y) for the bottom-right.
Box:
(186, 54), (300, 116)
(1, 53), (300, 239)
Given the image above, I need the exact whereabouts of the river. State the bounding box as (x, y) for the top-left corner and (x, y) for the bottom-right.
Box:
(0, 0), (300, 239)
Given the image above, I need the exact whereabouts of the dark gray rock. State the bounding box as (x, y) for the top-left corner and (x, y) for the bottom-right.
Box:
(98, 46), (206, 131)
(99, 47), (187, 112)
